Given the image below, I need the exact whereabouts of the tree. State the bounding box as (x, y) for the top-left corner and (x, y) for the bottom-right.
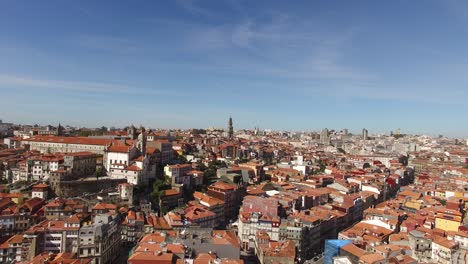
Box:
(196, 161), (207, 171)
(151, 176), (171, 215)
(203, 169), (218, 187)
(195, 160), (227, 190)
(191, 129), (207, 135)
(94, 168), (104, 180)
(312, 160), (327, 175)
(398, 155), (409, 166)
(393, 134), (405, 139)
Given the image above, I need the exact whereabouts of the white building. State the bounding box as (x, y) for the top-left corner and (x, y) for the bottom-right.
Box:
(77, 214), (121, 264)
(0, 234), (23, 263)
(238, 212), (280, 251)
(21, 136), (113, 154)
(3, 137), (21, 149)
(105, 133), (157, 186)
(29, 155), (63, 181)
(454, 232), (468, 250)
(118, 183), (133, 202)
(431, 238), (458, 264)
(42, 219), (80, 254)
(109, 164), (143, 185)
(31, 184), (49, 200)
(164, 163), (192, 186)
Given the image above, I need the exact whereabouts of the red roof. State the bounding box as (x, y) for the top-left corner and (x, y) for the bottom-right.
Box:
(126, 165), (142, 171)
(23, 135), (113, 146)
(33, 183), (49, 189)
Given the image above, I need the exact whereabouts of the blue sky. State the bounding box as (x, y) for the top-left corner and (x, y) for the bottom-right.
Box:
(1, 0), (467, 136)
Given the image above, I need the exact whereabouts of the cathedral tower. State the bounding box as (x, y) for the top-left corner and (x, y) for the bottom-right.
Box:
(228, 117), (234, 139)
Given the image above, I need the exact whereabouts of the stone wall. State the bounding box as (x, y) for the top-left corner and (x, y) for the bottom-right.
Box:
(52, 178), (127, 197)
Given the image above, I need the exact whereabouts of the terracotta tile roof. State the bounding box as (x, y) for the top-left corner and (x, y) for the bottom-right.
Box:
(209, 181), (237, 191)
(163, 189), (180, 196)
(33, 183), (49, 189)
(0, 234), (23, 249)
(133, 155), (145, 162)
(65, 214), (81, 223)
(0, 197), (14, 209)
(193, 192), (224, 207)
(259, 240), (296, 258)
(360, 253), (385, 264)
(92, 203), (117, 211)
(65, 151), (96, 157)
(433, 237), (458, 249)
(23, 135), (113, 146)
(7, 234), (23, 244)
(128, 252), (174, 263)
(126, 165), (142, 171)
(28, 252), (92, 264)
(341, 243), (366, 257)
(194, 253), (217, 264)
(211, 230), (240, 247)
(107, 145), (131, 153)
(184, 206), (215, 220)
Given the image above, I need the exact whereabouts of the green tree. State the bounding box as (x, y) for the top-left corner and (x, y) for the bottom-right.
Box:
(311, 160), (327, 175)
(151, 176), (171, 215)
(196, 161), (207, 171)
(203, 168), (218, 187)
(194, 160), (227, 191)
(94, 168), (104, 180)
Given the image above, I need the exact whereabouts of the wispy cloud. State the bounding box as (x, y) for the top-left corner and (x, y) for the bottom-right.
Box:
(71, 34), (140, 54)
(175, 0), (217, 18)
(0, 74), (128, 93)
(183, 15), (373, 83)
(231, 21), (255, 48)
(0, 74), (172, 96)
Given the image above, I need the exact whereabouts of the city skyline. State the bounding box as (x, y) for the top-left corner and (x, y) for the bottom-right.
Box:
(1, 1), (468, 136)
(0, 117), (460, 140)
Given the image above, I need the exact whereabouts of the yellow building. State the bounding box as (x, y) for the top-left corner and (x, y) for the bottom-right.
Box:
(435, 208), (463, 232)
(404, 199), (424, 211)
(0, 193), (24, 205)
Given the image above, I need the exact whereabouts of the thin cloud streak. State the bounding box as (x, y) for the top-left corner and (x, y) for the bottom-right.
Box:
(182, 14), (374, 83)
(70, 34), (141, 54)
(0, 74), (175, 97)
(175, 0), (218, 18)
